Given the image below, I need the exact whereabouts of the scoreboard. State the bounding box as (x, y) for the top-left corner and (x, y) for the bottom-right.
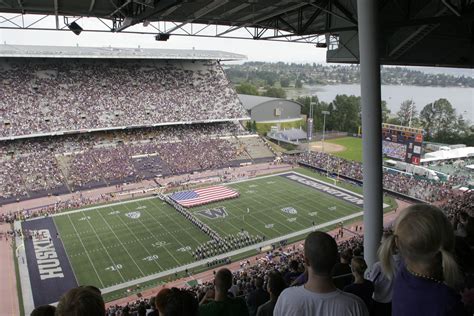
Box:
(382, 123), (424, 165)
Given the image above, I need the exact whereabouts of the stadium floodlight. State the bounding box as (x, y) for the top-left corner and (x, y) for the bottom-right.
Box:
(155, 33), (170, 41)
(67, 21), (83, 36)
(321, 110), (330, 154)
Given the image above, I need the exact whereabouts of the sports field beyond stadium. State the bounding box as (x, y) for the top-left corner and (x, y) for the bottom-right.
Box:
(19, 169), (394, 309)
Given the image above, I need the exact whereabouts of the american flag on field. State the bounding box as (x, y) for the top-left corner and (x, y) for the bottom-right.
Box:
(169, 186), (239, 208)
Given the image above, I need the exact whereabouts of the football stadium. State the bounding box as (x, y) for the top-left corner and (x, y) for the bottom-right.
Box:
(0, 1), (473, 316)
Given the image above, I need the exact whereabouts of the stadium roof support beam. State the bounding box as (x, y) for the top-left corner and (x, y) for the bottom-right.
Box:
(216, 2), (309, 37)
(164, 0), (229, 34)
(357, 0), (383, 269)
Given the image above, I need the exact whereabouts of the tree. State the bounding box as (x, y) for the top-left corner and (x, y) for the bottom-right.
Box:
(381, 100), (391, 123)
(419, 98), (457, 140)
(263, 87), (286, 98)
(251, 121), (257, 133)
(245, 121), (252, 131)
(295, 79), (303, 89)
(280, 77), (290, 88)
(326, 95), (361, 133)
(235, 82), (259, 95)
(396, 100), (418, 127)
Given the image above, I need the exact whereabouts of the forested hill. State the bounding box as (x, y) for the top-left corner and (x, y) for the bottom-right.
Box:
(223, 62), (474, 88)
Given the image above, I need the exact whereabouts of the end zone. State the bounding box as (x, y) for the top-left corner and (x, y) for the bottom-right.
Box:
(18, 217), (78, 313)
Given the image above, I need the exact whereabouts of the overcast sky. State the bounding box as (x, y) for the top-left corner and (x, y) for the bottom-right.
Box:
(0, 15), (327, 64)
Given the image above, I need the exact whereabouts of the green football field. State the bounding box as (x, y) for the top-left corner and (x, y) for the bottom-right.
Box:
(53, 169), (394, 296)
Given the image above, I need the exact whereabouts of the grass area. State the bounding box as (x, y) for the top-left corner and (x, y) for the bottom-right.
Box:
(326, 137), (363, 162)
(50, 169), (395, 300)
(36, 167), (397, 303)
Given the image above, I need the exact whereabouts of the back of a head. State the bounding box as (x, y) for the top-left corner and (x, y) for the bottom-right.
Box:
(351, 257), (368, 276)
(379, 204), (462, 288)
(304, 231), (338, 276)
(56, 286), (105, 316)
(289, 260), (299, 271)
(267, 271), (287, 298)
(30, 305), (56, 316)
(164, 288), (198, 316)
(156, 288), (172, 313)
(254, 277), (264, 289)
(214, 268), (233, 292)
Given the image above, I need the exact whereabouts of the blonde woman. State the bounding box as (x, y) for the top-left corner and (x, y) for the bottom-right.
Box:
(379, 204), (466, 316)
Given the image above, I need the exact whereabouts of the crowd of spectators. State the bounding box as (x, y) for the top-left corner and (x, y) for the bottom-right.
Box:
(0, 59), (246, 137)
(0, 122), (246, 200)
(294, 151), (458, 202)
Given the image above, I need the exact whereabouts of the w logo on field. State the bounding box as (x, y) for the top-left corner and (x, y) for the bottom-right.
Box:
(125, 211), (141, 219)
(281, 207), (297, 215)
(196, 207), (228, 219)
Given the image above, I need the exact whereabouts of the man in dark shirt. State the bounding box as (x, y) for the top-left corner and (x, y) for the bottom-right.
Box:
(199, 268), (249, 316)
(333, 250), (354, 289)
(284, 260), (301, 285)
(246, 277), (269, 316)
(256, 271), (287, 316)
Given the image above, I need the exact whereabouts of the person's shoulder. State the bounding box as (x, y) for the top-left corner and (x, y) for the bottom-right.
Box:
(336, 290), (367, 306)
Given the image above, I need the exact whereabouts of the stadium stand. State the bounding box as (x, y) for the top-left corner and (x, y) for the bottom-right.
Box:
(0, 122), (273, 202)
(293, 152), (460, 202)
(0, 58), (247, 138)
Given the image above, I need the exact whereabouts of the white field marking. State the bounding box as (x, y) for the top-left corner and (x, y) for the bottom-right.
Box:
(44, 196), (159, 219)
(66, 214), (106, 287)
(148, 199), (204, 247)
(80, 211), (128, 283)
(97, 210), (364, 295)
(287, 217), (297, 222)
(96, 210), (147, 277)
(133, 203), (183, 265)
(265, 224), (274, 229)
(112, 205), (163, 271)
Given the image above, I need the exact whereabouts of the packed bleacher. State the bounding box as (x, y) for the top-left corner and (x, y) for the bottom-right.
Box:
(293, 151), (458, 202)
(0, 59), (246, 138)
(0, 123), (274, 202)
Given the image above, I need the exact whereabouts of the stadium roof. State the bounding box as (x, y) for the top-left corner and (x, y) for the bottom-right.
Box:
(0, 0), (472, 67)
(0, 44), (246, 60)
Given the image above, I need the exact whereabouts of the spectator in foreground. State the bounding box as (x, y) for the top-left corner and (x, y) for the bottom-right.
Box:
(155, 288), (172, 316)
(344, 257), (374, 312)
(274, 231), (368, 316)
(55, 286), (105, 316)
(366, 232), (401, 316)
(146, 296), (158, 316)
(333, 249), (354, 289)
(199, 268), (249, 316)
(256, 271), (287, 316)
(30, 305), (56, 316)
(164, 288), (198, 316)
(246, 277), (269, 316)
(379, 204), (467, 316)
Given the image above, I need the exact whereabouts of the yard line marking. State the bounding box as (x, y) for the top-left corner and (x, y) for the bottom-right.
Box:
(124, 204), (182, 267)
(95, 210), (147, 278)
(80, 211), (128, 283)
(66, 214), (105, 288)
(115, 205), (164, 271)
(147, 199), (206, 247)
(99, 210), (364, 295)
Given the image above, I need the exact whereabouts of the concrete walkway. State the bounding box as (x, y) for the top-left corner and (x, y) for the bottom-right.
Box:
(0, 223), (20, 316)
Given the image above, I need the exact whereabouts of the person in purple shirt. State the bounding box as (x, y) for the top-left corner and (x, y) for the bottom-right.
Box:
(378, 204), (467, 316)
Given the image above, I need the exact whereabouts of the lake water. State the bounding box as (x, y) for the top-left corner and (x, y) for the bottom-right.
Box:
(286, 84), (474, 122)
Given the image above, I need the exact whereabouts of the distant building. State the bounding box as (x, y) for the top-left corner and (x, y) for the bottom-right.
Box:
(238, 94), (302, 123)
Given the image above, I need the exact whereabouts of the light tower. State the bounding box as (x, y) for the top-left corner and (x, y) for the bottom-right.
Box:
(307, 101), (315, 153)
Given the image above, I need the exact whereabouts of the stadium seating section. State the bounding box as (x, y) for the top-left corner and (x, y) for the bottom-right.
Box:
(0, 59), (246, 137)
